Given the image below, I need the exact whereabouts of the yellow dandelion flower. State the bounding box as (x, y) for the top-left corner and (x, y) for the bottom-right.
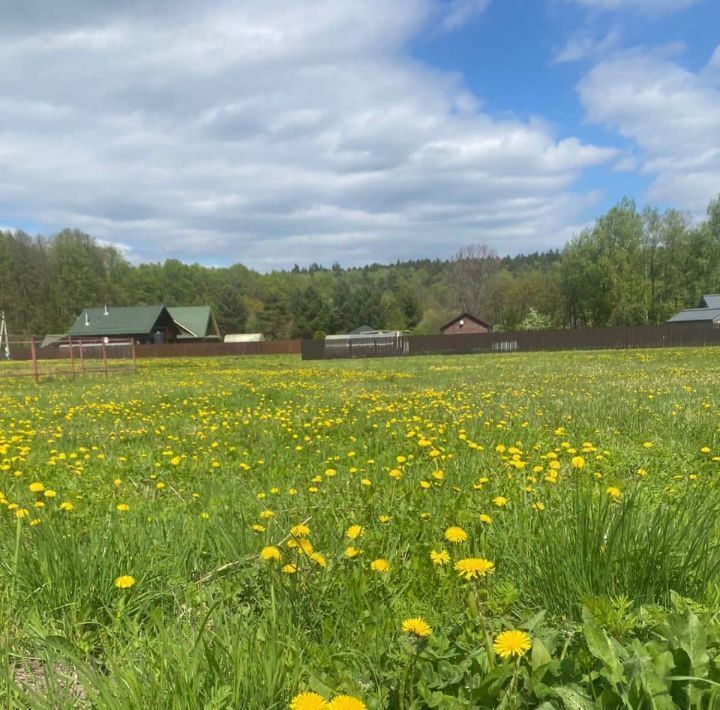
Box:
(493, 630), (532, 660)
(378, 515), (391, 523)
(43, 490), (57, 498)
(454, 557), (495, 580)
(290, 524), (310, 538)
(114, 575), (136, 589)
(309, 552), (327, 568)
(29, 482), (45, 493)
(531, 501), (545, 511)
(289, 691), (327, 710)
(606, 486), (621, 499)
(252, 524), (266, 533)
(430, 550), (450, 566)
(479, 514), (493, 524)
(402, 617), (432, 637)
(492, 496), (508, 507)
(282, 564), (297, 575)
(571, 456), (585, 469)
(370, 558), (389, 573)
(444, 526), (467, 543)
(59, 502), (74, 511)
(344, 546), (360, 558)
(15, 508), (29, 519)
(260, 510), (275, 519)
(261, 546), (281, 561)
(326, 696), (366, 710)
(116, 503), (130, 512)
(346, 524), (363, 540)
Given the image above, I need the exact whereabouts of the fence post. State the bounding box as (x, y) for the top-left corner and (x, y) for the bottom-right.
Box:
(102, 341), (108, 376)
(131, 339), (137, 370)
(78, 338), (86, 374)
(30, 337), (39, 384)
(68, 335), (76, 375)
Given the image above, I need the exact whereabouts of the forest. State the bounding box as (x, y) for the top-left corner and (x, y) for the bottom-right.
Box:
(1, 196), (719, 339)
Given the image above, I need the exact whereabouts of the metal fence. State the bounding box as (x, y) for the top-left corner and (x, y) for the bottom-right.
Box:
(1, 338), (137, 381)
(301, 324), (720, 361)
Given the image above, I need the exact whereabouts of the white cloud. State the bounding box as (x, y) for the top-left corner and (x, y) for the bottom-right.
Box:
(441, 0), (490, 31)
(579, 45), (720, 212)
(0, 0), (616, 268)
(554, 28), (622, 63)
(570, 0), (700, 13)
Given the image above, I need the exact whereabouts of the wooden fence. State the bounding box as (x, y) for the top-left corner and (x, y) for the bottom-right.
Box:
(301, 324), (720, 360)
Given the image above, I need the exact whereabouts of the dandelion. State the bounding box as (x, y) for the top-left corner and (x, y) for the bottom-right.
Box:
(479, 514), (493, 524)
(370, 558), (389, 573)
(59, 502), (74, 511)
(252, 524), (266, 533)
(15, 508), (29, 519)
(261, 546), (281, 561)
(454, 558), (495, 580)
(531, 501), (545, 511)
(493, 630), (532, 660)
(492, 496), (508, 507)
(29, 482), (45, 493)
(116, 503), (130, 512)
(571, 456), (585, 469)
(282, 564), (297, 574)
(344, 546), (360, 558)
(114, 575), (136, 589)
(289, 691), (327, 710)
(43, 490), (57, 498)
(309, 552), (327, 568)
(345, 524), (363, 540)
(430, 550), (450, 566)
(444, 526), (467, 543)
(291, 524), (310, 537)
(402, 617), (432, 637)
(606, 486), (621, 499)
(420, 480), (431, 489)
(260, 510), (274, 519)
(326, 696), (366, 710)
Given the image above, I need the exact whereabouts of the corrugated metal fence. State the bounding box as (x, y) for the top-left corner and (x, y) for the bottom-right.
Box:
(302, 324), (720, 360)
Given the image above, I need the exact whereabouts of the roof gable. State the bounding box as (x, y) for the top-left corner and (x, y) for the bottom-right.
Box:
(699, 294), (720, 309)
(168, 306), (220, 339)
(69, 305), (172, 336)
(440, 312), (491, 331)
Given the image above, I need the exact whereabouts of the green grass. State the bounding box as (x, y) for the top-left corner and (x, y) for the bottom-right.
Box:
(1, 348), (719, 708)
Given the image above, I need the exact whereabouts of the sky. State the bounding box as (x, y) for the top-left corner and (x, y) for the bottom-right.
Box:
(0, 0), (718, 270)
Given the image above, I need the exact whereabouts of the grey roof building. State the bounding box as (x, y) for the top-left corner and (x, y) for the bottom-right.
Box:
(667, 294), (720, 326)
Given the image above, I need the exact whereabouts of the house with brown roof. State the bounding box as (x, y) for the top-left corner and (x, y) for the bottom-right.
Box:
(440, 313), (491, 335)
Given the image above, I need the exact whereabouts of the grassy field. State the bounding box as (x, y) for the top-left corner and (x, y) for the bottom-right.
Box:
(1, 348), (720, 709)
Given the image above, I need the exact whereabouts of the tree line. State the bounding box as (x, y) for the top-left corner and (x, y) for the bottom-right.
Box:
(1, 196), (719, 339)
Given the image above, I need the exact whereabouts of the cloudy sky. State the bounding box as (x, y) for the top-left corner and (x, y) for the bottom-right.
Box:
(0, 0), (718, 269)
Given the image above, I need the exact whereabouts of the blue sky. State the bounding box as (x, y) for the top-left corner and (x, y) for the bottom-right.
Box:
(0, 0), (718, 268)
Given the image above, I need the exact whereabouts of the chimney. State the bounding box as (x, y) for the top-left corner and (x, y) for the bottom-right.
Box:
(84, 312), (90, 326)
(104, 304), (109, 316)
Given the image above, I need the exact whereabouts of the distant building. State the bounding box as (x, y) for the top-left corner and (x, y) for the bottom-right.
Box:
(224, 333), (264, 343)
(168, 306), (221, 341)
(69, 305), (179, 344)
(667, 294), (720, 327)
(440, 313), (491, 335)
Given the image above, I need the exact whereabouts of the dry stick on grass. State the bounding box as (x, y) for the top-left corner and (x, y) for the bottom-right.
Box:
(194, 516), (312, 584)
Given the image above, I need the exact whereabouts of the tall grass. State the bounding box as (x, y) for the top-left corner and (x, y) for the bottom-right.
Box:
(525, 480), (720, 617)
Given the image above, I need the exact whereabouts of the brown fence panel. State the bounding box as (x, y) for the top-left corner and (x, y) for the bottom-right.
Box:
(302, 324), (720, 360)
(133, 339), (301, 359)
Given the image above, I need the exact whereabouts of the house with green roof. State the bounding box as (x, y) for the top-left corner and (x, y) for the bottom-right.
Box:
(167, 306), (221, 341)
(667, 294), (720, 327)
(68, 305), (179, 343)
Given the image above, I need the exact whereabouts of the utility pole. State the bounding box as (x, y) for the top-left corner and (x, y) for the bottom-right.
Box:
(0, 311), (10, 359)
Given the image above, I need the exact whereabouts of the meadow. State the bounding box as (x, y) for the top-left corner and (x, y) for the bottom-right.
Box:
(1, 348), (720, 709)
